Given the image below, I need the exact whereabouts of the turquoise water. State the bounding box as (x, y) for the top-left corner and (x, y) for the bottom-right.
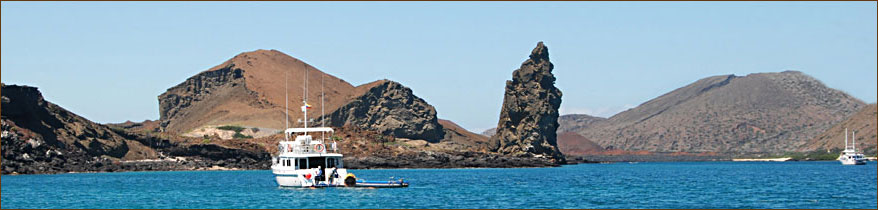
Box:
(2, 161), (876, 209)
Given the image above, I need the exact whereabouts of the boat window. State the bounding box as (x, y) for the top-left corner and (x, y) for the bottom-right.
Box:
(307, 156), (326, 169)
(327, 158), (341, 168)
(299, 158), (307, 169)
(286, 159), (291, 167)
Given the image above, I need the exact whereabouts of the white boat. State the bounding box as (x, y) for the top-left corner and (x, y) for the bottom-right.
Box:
(270, 67), (408, 188)
(838, 128), (866, 165)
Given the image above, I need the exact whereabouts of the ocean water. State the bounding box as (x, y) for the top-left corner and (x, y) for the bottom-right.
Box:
(2, 161), (875, 209)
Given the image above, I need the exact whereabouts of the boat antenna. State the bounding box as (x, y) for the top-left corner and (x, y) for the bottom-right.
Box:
(303, 63), (308, 131)
(322, 74), (325, 128)
(284, 70), (289, 141)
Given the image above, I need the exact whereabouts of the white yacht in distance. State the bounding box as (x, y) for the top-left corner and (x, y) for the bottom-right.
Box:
(838, 128), (866, 165)
(270, 68), (407, 188)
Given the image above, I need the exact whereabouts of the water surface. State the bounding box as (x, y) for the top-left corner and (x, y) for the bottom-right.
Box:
(2, 161), (875, 209)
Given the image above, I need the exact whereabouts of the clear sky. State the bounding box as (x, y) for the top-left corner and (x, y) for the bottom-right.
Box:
(2, 2), (876, 133)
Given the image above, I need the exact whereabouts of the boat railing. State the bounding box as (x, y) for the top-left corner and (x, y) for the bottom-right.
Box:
(279, 138), (340, 155)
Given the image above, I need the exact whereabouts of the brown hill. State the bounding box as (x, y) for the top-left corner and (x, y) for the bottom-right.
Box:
(556, 132), (604, 156)
(802, 104), (877, 155)
(439, 119), (491, 152)
(158, 49), (356, 133)
(570, 71), (864, 154)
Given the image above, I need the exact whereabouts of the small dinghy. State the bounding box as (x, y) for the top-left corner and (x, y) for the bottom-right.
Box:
(352, 180), (410, 188)
(309, 174), (409, 188)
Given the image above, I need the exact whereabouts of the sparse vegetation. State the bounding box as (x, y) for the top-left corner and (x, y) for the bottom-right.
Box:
(217, 125), (246, 133)
(233, 133), (253, 139)
(217, 125), (253, 139)
(383, 141), (412, 148)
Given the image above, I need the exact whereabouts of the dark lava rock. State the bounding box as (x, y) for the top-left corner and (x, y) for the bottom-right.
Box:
(2, 84), (270, 175)
(489, 42), (565, 164)
(320, 80), (445, 142)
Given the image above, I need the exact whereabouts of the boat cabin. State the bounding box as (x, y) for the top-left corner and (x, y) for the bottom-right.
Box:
(275, 155), (343, 170)
(274, 127), (343, 177)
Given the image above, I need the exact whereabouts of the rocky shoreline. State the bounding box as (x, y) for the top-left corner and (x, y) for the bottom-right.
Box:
(344, 151), (560, 169)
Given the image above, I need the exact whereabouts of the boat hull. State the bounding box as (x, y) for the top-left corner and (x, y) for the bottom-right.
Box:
(840, 159), (867, 165)
(275, 175), (308, 187)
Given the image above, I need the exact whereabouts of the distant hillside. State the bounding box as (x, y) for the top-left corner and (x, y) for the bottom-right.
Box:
(802, 104), (877, 155)
(557, 114), (606, 133)
(556, 132), (604, 156)
(568, 71), (864, 154)
(439, 119), (492, 152)
(480, 128), (496, 137)
(158, 49), (356, 134)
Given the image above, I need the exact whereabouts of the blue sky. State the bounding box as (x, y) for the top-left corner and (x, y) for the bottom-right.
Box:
(2, 2), (876, 133)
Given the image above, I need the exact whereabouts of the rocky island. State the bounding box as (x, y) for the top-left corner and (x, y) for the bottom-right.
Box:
(1, 43), (569, 175)
(3, 42), (875, 175)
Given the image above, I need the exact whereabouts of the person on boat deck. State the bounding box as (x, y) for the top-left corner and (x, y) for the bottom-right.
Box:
(315, 166), (325, 184)
(331, 141), (337, 152)
(328, 167), (338, 184)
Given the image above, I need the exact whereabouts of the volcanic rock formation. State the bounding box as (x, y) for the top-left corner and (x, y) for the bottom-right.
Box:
(319, 80), (445, 142)
(489, 42), (565, 163)
(2, 84), (271, 175)
(1, 84), (159, 173)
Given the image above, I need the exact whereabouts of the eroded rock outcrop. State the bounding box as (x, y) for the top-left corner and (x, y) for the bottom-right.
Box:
(158, 64), (258, 132)
(320, 80), (445, 142)
(1, 84), (160, 174)
(2, 84), (272, 175)
(489, 42), (565, 163)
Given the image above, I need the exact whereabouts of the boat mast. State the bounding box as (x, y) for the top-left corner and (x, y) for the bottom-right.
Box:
(845, 128), (849, 150)
(322, 74), (325, 128)
(853, 130), (856, 152)
(322, 74), (327, 144)
(303, 63), (308, 134)
(285, 71), (289, 141)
